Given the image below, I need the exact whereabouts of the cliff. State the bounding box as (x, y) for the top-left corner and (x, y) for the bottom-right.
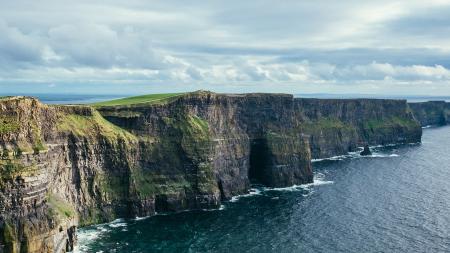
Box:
(408, 101), (450, 127)
(0, 92), (422, 252)
(294, 98), (422, 158)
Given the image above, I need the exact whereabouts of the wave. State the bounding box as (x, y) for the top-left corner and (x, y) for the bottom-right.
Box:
(202, 204), (226, 211)
(265, 179), (334, 192)
(228, 173), (333, 202)
(230, 188), (263, 202)
(368, 152), (400, 158)
(312, 153), (358, 162)
(74, 221), (119, 252)
(266, 174), (333, 192)
(312, 146), (402, 162)
(108, 222), (127, 228)
(134, 216), (151, 221)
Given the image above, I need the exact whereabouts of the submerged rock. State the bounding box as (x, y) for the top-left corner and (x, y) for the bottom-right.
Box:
(360, 145), (372, 156)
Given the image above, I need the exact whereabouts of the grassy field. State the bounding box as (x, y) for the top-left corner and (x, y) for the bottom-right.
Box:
(91, 93), (184, 107)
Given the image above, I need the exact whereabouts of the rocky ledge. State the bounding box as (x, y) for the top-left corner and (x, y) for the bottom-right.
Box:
(0, 91), (422, 252)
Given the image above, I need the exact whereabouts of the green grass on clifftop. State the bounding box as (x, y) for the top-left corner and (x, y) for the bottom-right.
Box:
(91, 93), (184, 107)
(57, 110), (137, 142)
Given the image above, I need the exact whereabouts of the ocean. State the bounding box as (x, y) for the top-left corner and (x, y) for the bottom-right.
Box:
(74, 126), (450, 253)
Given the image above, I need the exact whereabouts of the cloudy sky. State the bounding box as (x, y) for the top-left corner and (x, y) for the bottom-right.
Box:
(1, 0), (450, 95)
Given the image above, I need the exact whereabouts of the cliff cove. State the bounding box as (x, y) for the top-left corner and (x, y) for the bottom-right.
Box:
(0, 90), (441, 252)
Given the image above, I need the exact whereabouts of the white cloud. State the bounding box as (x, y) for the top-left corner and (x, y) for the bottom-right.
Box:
(0, 20), (44, 65)
(336, 62), (450, 81)
(1, 1), (450, 95)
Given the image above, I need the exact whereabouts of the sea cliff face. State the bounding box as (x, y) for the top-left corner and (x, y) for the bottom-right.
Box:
(408, 101), (450, 127)
(0, 92), (422, 253)
(294, 98), (422, 158)
(98, 92), (313, 199)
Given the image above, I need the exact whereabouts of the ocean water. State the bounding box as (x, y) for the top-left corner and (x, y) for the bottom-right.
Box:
(75, 126), (450, 253)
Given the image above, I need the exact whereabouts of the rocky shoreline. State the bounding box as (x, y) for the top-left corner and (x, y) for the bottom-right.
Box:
(0, 91), (425, 252)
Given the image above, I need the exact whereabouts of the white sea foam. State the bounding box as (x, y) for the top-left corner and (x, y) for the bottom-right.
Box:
(230, 188), (262, 202)
(228, 173), (333, 203)
(366, 152), (400, 158)
(96, 226), (110, 233)
(264, 173), (334, 193)
(312, 153), (356, 162)
(312, 145), (402, 162)
(73, 225), (110, 252)
(73, 218), (132, 252)
(108, 222), (127, 228)
(107, 218), (127, 228)
(422, 125), (432, 129)
(134, 216), (151, 221)
(312, 154), (349, 162)
(77, 229), (103, 242)
(202, 204), (226, 212)
(266, 185), (303, 192)
(301, 173), (334, 188)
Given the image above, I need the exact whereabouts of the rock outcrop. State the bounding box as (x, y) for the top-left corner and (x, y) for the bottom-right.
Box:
(360, 145), (372, 156)
(0, 92), (422, 252)
(408, 101), (450, 127)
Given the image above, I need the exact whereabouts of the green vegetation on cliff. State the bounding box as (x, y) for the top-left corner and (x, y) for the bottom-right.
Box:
(1, 222), (17, 253)
(179, 115), (216, 193)
(57, 110), (137, 142)
(131, 114), (216, 197)
(132, 171), (191, 197)
(0, 115), (20, 135)
(0, 160), (39, 187)
(47, 194), (75, 219)
(92, 93), (184, 107)
(363, 116), (418, 131)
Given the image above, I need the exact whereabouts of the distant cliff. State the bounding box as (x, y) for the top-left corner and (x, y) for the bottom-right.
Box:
(0, 92), (422, 252)
(408, 101), (450, 127)
(295, 98), (422, 158)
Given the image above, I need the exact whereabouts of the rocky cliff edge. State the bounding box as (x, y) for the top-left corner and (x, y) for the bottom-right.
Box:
(0, 91), (422, 252)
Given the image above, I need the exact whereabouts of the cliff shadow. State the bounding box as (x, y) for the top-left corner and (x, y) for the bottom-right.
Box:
(248, 139), (270, 185)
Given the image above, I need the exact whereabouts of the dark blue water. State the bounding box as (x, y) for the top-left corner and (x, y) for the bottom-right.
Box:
(75, 126), (450, 253)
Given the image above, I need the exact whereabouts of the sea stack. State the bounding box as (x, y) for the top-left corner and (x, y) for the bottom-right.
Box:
(360, 145), (372, 156)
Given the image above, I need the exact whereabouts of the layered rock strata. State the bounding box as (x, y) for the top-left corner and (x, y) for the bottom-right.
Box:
(408, 101), (450, 127)
(294, 98), (422, 158)
(0, 92), (422, 252)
